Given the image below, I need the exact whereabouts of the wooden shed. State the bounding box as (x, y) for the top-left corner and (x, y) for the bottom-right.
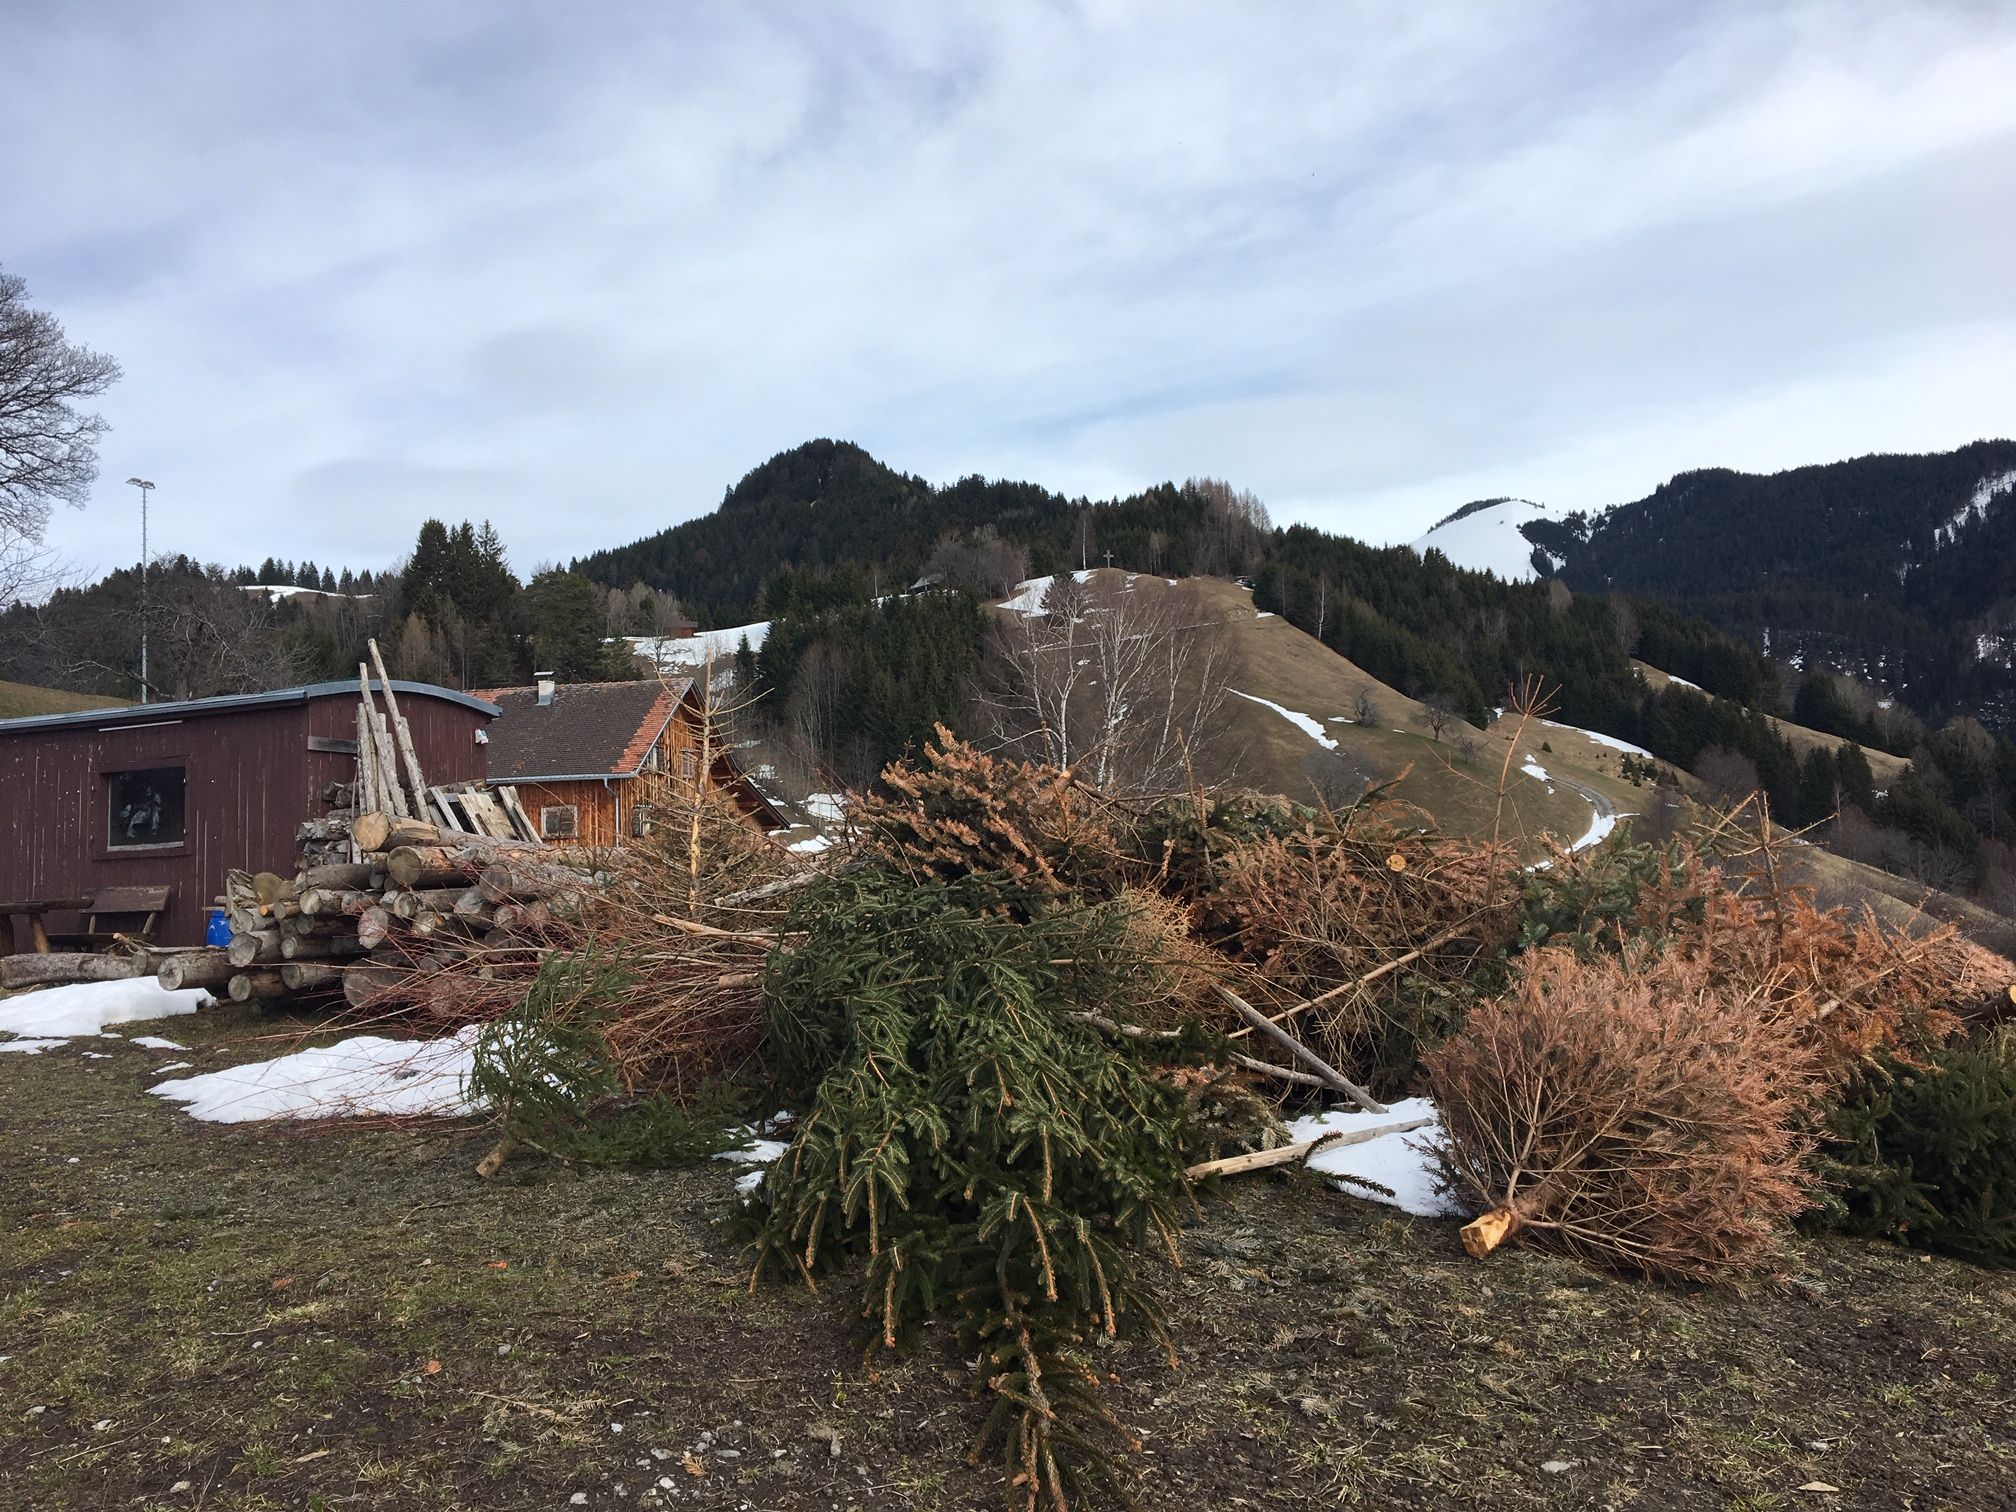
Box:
(473, 677), (786, 847)
(0, 681), (495, 949)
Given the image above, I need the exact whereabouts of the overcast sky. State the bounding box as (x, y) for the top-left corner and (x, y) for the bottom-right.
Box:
(7, 1), (2014, 582)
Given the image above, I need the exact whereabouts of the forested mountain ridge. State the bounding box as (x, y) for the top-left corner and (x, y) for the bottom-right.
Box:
(569, 439), (1267, 625)
(1524, 440), (2016, 724)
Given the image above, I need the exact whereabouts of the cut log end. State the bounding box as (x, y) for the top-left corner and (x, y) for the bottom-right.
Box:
(1460, 1206), (1520, 1260)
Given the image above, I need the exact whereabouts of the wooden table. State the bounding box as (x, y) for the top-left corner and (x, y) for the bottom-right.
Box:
(0, 898), (91, 955)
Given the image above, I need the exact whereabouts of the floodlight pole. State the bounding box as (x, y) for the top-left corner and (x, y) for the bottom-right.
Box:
(125, 477), (155, 703)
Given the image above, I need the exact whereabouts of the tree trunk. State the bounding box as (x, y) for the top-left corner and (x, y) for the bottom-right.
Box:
(226, 930), (282, 968)
(280, 963), (341, 991)
(298, 861), (376, 891)
(351, 810), (393, 854)
(280, 931), (366, 961)
(357, 905), (395, 951)
(155, 951), (238, 992)
(226, 969), (287, 1002)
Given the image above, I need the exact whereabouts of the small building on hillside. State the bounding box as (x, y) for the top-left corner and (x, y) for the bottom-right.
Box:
(473, 677), (785, 846)
(0, 681), (495, 948)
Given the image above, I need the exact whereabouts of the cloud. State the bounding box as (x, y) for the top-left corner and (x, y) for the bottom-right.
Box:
(5, 0), (2013, 577)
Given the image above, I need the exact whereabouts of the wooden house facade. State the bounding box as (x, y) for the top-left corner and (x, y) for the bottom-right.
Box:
(474, 678), (785, 848)
(0, 681), (495, 948)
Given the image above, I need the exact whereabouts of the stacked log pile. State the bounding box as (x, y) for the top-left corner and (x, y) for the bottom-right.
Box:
(205, 813), (595, 1012)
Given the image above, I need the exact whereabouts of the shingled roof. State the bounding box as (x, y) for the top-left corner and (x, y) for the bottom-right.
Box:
(471, 679), (692, 782)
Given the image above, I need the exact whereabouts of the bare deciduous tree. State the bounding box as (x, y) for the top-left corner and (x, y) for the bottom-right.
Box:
(991, 573), (1237, 795)
(1417, 692), (1457, 743)
(1, 269), (122, 543)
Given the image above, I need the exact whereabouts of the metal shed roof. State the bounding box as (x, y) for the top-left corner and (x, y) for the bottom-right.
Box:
(0, 680), (499, 736)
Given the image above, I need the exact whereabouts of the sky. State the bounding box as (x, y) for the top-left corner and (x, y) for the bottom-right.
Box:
(6, 0), (2015, 582)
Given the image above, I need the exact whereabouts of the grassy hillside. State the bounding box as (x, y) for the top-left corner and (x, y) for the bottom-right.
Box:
(1005, 573), (1639, 861)
(1633, 660), (1912, 788)
(0, 680), (130, 721)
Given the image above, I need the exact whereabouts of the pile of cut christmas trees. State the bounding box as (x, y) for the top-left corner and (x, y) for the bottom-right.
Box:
(415, 725), (2013, 1511)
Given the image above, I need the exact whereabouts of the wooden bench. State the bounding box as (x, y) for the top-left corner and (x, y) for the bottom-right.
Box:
(0, 897), (91, 955)
(35, 886), (174, 953)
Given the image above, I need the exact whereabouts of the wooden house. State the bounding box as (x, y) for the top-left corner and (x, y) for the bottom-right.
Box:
(472, 677), (785, 847)
(0, 681), (495, 949)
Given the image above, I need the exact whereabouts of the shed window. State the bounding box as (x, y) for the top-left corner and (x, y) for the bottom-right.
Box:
(107, 766), (187, 849)
(540, 804), (579, 840)
(680, 749), (698, 780)
(630, 803), (658, 838)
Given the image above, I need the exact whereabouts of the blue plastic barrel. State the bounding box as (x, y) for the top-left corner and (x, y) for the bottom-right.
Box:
(205, 907), (231, 948)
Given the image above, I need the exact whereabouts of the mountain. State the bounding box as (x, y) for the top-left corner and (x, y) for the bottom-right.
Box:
(1411, 498), (1559, 581)
(1525, 440), (2016, 726)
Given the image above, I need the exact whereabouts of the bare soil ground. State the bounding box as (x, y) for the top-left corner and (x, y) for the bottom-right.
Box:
(5, 1002), (2014, 1511)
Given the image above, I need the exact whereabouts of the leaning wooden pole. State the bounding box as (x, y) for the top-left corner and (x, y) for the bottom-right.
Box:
(1215, 985), (1389, 1114)
(358, 665), (410, 820)
(367, 638), (430, 815)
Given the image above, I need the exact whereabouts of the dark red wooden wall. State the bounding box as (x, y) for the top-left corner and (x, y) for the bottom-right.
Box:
(0, 686), (492, 947)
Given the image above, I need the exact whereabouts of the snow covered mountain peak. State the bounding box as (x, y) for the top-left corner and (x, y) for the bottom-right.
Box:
(1410, 497), (1557, 582)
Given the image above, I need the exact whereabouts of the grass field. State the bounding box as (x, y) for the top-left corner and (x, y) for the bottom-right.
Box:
(0, 679), (131, 722)
(4, 999), (2013, 1510)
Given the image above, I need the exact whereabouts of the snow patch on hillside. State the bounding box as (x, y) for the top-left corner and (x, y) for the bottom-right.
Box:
(1000, 572), (1097, 617)
(1542, 720), (1652, 758)
(1231, 690), (1337, 750)
(1940, 470), (2016, 544)
(1411, 499), (1554, 582)
(240, 584), (372, 600)
(629, 621), (771, 672)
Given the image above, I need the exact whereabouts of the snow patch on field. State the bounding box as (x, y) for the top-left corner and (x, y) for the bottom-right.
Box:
(150, 1028), (484, 1122)
(1520, 758), (1551, 783)
(999, 571), (1096, 617)
(1542, 720), (1652, 758)
(1231, 690), (1337, 750)
(1940, 470), (2016, 543)
(0, 979), (211, 1047)
(129, 1035), (187, 1051)
(1284, 1097), (1456, 1218)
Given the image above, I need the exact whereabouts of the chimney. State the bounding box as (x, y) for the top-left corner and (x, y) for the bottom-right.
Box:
(535, 672), (556, 707)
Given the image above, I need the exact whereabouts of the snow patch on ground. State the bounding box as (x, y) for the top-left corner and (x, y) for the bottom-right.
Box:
(803, 792), (846, 823)
(1569, 806), (1623, 852)
(129, 1035), (187, 1051)
(1230, 689), (1337, 750)
(1542, 720), (1652, 758)
(787, 833), (834, 854)
(1284, 1097), (1456, 1218)
(1520, 758), (1551, 783)
(999, 571), (1097, 617)
(716, 1113), (794, 1195)
(1660, 670), (1701, 690)
(0, 1038), (67, 1055)
(150, 1027), (484, 1123)
(240, 584), (373, 601)
(628, 621), (771, 672)
(0, 979), (212, 1046)
(1410, 499), (1552, 582)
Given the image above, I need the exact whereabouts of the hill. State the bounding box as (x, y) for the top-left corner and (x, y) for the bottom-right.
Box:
(1527, 440), (2016, 727)
(1410, 497), (1559, 582)
(0, 680), (130, 721)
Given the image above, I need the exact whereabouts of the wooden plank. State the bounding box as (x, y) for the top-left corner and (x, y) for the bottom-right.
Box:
(307, 736), (360, 755)
(459, 788), (517, 839)
(430, 786), (471, 834)
(495, 785), (542, 844)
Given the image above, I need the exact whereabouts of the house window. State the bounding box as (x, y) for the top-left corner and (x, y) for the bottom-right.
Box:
(680, 749), (698, 781)
(540, 804), (579, 840)
(107, 766), (187, 849)
(630, 803), (658, 838)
